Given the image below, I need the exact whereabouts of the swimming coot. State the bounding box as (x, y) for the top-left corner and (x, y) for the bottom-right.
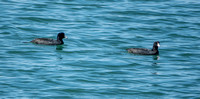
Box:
(127, 41), (160, 55)
(31, 32), (67, 45)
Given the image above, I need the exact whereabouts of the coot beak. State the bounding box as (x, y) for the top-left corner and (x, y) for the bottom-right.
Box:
(65, 36), (68, 39)
(157, 43), (160, 47)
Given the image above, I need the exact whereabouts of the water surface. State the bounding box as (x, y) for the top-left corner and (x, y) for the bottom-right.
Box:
(0, 0), (200, 98)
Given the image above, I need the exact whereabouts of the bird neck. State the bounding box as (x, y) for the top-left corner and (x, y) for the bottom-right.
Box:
(57, 36), (64, 44)
(152, 46), (158, 51)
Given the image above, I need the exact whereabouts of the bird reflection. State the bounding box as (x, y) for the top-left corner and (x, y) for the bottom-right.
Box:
(56, 45), (64, 50)
(153, 55), (159, 60)
(152, 55), (160, 75)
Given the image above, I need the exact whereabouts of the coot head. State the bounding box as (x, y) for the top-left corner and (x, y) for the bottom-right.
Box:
(56, 32), (67, 44)
(152, 41), (160, 51)
(57, 32), (67, 40)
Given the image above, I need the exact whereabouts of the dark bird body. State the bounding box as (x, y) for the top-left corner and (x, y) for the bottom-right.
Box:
(31, 32), (67, 45)
(127, 41), (160, 55)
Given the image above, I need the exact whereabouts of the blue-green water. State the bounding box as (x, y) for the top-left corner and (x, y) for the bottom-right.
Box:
(0, 0), (200, 98)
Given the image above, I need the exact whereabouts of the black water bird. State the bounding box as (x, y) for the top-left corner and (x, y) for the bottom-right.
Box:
(127, 41), (160, 55)
(31, 32), (67, 45)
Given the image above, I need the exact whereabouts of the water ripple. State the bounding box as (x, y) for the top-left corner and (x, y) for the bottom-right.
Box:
(0, 0), (200, 98)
